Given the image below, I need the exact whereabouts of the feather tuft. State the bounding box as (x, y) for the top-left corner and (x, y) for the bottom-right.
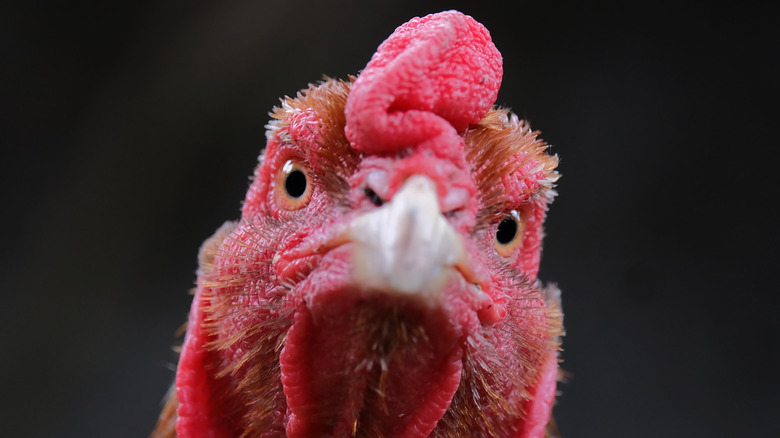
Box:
(464, 109), (559, 227)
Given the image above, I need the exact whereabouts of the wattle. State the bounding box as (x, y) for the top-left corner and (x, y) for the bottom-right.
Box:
(279, 284), (471, 437)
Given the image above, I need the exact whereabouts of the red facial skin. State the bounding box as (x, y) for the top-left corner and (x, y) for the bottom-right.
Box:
(153, 10), (562, 438)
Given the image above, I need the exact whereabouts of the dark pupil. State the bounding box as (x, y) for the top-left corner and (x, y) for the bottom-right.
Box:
(496, 216), (518, 245)
(364, 187), (384, 206)
(285, 170), (307, 198)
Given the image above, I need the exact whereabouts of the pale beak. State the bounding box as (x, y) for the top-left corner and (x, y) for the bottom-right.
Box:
(347, 175), (469, 306)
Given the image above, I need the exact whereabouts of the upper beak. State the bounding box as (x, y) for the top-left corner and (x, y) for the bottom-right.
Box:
(346, 175), (472, 306)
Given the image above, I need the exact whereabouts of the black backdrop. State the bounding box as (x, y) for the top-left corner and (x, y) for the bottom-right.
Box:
(1, 1), (777, 436)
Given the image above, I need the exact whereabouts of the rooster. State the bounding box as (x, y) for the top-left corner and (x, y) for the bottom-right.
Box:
(152, 10), (563, 438)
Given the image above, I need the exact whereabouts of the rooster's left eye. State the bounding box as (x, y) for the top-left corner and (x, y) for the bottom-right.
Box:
(494, 210), (525, 257)
(275, 159), (312, 210)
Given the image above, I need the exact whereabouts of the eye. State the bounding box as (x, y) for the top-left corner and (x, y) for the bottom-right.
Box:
(494, 210), (525, 257)
(363, 187), (385, 206)
(275, 159), (312, 210)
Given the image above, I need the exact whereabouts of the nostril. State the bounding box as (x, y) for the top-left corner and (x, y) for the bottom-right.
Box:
(363, 186), (385, 206)
(444, 208), (464, 219)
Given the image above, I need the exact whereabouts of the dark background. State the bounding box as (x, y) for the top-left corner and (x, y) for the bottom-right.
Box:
(1, 1), (777, 436)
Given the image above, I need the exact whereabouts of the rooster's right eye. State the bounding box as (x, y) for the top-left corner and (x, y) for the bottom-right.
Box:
(493, 210), (525, 257)
(275, 159), (312, 210)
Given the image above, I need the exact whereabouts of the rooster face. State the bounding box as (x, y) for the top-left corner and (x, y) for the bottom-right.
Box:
(163, 11), (562, 438)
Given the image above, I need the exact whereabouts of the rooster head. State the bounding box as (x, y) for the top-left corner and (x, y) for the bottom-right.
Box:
(161, 10), (563, 438)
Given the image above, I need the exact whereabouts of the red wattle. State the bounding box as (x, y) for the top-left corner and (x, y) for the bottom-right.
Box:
(279, 295), (465, 438)
(175, 288), (231, 438)
(517, 350), (559, 438)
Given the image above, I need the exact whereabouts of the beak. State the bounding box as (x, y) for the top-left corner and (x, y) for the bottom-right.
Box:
(346, 175), (471, 306)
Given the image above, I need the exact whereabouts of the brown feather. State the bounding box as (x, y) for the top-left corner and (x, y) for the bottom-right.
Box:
(464, 109), (559, 227)
(150, 386), (178, 438)
(267, 77), (360, 203)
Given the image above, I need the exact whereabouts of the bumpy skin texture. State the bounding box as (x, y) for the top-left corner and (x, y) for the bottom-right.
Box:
(152, 10), (562, 438)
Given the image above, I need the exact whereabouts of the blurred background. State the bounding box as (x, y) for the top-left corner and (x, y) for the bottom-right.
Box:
(1, 0), (777, 436)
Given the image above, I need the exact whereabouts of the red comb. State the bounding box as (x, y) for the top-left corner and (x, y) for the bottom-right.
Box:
(345, 11), (502, 158)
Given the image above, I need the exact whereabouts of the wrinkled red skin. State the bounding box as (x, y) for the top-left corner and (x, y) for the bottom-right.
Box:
(174, 11), (559, 438)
